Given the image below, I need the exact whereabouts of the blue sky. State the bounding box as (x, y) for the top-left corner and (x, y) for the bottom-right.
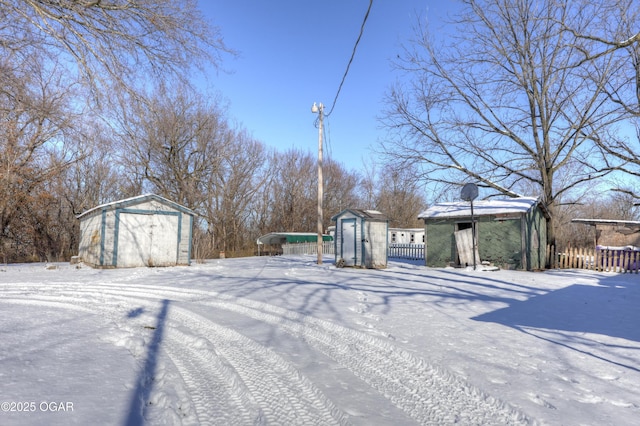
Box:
(199, 1), (457, 173)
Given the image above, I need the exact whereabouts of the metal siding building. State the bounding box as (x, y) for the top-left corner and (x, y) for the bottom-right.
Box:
(571, 219), (640, 248)
(419, 197), (548, 270)
(389, 228), (425, 244)
(77, 194), (194, 268)
(331, 209), (389, 269)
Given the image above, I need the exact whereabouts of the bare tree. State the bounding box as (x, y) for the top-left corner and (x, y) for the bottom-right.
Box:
(118, 83), (230, 210)
(1, 0), (230, 102)
(266, 149), (317, 232)
(262, 150), (362, 235)
(63, 123), (129, 215)
(381, 0), (624, 243)
(373, 164), (426, 228)
(117, 83), (272, 257)
(323, 158), (361, 228)
(560, 1), (640, 199)
(204, 131), (270, 255)
(0, 51), (80, 262)
(0, 0), (231, 261)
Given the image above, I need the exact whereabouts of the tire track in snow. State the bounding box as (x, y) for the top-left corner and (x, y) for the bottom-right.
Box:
(167, 306), (347, 426)
(161, 326), (264, 425)
(0, 284), (348, 426)
(2, 281), (532, 425)
(65, 282), (532, 425)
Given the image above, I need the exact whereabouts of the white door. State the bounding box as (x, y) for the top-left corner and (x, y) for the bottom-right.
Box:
(454, 227), (480, 267)
(341, 219), (357, 266)
(117, 213), (151, 267)
(117, 213), (179, 267)
(150, 214), (179, 266)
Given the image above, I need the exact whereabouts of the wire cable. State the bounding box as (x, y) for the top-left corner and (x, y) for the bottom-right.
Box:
(324, 118), (332, 160)
(324, 0), (373, 118)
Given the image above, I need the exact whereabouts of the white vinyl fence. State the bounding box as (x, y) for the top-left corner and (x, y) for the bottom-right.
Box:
(388, 243), (425, 260)
(282, 242), (425, 260)
(282, 241), (335, 256)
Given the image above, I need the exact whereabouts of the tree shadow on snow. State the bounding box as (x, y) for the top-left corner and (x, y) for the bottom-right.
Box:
(472, 273), (640, 372)
(124, 299), (170, 426)
(192, 256), (545, 321)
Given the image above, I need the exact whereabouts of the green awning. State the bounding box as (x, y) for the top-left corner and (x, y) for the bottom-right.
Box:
(257, 232), (333, 245)
(285, 234), (332, 243)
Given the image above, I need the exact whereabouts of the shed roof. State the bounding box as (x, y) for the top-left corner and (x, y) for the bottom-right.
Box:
(331, 208), (388, 222)
(256, 232), (333, 245)
(419, 197), (541, 220)
(389, 227), (424, 233)
(77, 193), (194, 219)
(572, 218), (640, 227)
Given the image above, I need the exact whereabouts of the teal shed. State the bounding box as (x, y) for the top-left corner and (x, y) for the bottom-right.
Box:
(77, 194), (194, 268)
(418, 197), (549, 270)
(331, 209), (389, 269)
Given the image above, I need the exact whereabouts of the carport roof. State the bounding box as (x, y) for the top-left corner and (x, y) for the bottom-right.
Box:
(257, 232), (333, 245)
(572, 218), (640, 227)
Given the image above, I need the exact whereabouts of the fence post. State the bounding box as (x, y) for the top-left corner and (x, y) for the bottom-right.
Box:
(577, 247), (582, 269)
(570, 247), (575, 269)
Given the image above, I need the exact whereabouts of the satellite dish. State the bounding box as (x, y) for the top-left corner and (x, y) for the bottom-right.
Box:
(460, 183), (478, 201)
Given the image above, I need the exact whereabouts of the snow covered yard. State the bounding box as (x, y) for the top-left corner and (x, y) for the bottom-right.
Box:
(1, 256), (639, 425)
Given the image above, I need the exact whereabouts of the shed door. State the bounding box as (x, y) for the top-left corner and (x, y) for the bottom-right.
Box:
(150, 214), (179, 266)
(340, 219), (357, 266)
(117, 213), (179, 267)
(454, 226), (480, 267)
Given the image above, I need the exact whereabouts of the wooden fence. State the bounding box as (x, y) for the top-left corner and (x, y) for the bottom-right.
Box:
(388, 243), (425, 260)
(282, 241), (335, 256)
(547, 245), (640, 273)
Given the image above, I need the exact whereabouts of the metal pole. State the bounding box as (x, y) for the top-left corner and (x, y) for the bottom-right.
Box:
(316, 103), (324, 265)
(471, 199), (476, 270)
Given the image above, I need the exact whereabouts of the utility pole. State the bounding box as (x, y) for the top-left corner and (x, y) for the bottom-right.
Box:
(311, 102), (324, 265)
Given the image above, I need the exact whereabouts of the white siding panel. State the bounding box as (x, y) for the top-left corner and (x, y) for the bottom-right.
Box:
(365, 222), (388, 269)
(78, 213), (102, 266)
(117, 213), (153, 267)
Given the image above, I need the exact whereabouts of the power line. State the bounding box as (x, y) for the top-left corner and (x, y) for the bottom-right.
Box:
(324, 118), (332, 160)
(324, 0), (373, 118)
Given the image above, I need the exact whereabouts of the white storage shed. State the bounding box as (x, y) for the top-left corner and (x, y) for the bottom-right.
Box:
(77, 194), (194, 268)
(331, 209), (389, 269)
